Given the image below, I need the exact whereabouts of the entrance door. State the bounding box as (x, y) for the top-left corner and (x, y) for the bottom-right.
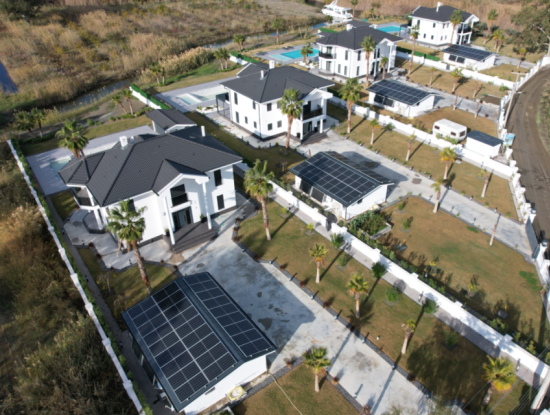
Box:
(172, 207), (193, 231)
(303, 122), (312, 136)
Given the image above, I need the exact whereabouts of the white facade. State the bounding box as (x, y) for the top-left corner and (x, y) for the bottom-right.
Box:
(465, 137), (502, 157)
(433, 119), (467, 140)
(442, 52), (496, 71)
(368, 91), (435, 118)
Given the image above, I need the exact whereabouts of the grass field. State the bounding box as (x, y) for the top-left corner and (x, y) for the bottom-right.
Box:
(472, 37), (546, 64)
(397, 41), (441, 57)
(50, 191), (77, 221)
(481, 64), (530, 81)
(237, 200), (531, 414)
(416, 107), (498, 136)
(233, 365), (358, 415)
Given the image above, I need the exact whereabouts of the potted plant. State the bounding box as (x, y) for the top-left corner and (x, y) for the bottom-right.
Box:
(200, 214), (207, 223)
(164, 228), (169, 236)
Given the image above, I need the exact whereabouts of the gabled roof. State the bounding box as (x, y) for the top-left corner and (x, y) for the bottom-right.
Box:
(410, 5), (473, 22)
(146, 109), (196, 131)
(467, 130), (502, 147)
(347, 19), (371, 28)
(221, 65), (333, 103)
(236, 62), (269, 78)
(59, 127), (241, 206)
(316, 25), (401, 50)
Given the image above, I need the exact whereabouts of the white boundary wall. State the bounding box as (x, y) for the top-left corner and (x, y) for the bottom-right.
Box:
(270, 182), (328, 228)
(130, 87), (163, 110)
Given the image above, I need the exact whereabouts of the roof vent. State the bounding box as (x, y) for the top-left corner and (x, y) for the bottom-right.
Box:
(130, 136), (135, 144)
(346, 23), (353, 31)
(436, 2), (442, 11)
(201, 126), (205, 137)
(269, 60), (275, 69)
(120, 136), (128, 148)
(260, 70), (265, 79)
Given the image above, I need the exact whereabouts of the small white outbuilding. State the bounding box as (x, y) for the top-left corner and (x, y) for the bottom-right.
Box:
(433, 119), (467, 141)
(465, 130), (503, 157)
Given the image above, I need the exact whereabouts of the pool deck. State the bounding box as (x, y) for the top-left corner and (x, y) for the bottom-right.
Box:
(256, 43), (319, 64)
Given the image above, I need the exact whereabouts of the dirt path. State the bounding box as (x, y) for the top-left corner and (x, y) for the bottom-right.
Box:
(507, 66), (550, 241)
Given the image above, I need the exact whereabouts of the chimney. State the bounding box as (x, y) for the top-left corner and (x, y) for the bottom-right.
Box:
(269, 60), (275, 69)
(120, 136), (128, 148)
(436, 2), (442, 11)
(130, 136), (135, 144)
(201, 126), (205, 137)
(346, 23), (353, 31)
(260, 70), (265, 79)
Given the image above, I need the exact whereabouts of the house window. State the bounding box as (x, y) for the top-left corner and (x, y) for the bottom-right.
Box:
(254, 121), (257, 128)
(357, 66), (360, 76)
(217, 194), (225, 210)
(344, 66), (347, 76)
(433, 23), (436, 28)
(423, 34), (426, 39)
(214, 169), (222, 186)
(245, 116), (248, 124)
(128, 199), (136, 212)
(277, 120), (282, 128)
(267, 103), (272, 111)
(253, 101), (256, 109)
(338, 64), (341, 74)
(234, 92), (238, 105)
(326, 61), (332, 71)
(345, 50), (349, 60)
(357, 51), (361, 60)
(277, 101), (281, 109)
(441, 36), (443, 40)
(431, 35), (434, 40)
(434, 125), (440, 130)
(268, 123), (273, 131)
(235, 112), (240, 123)
(171, 184), (188, 207)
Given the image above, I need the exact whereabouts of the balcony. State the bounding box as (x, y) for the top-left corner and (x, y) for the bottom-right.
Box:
(319, 52), (336, 59)
(303, 108), (324, 120)
(457, 26), (472, 34)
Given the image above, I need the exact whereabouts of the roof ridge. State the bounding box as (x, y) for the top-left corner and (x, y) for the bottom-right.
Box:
(99, 144), (137, 206)
(151, 159), (175, 194)
(166, 131), (241, 165)
(66, 159), (85, 183)
(258, 68), (272, 103)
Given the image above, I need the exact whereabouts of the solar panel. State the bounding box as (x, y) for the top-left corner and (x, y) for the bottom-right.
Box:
(366, 80), (431, 106)
(442, 45), (495, 62)
(184, 273), (273, 358)
(467, 130), (502, 147)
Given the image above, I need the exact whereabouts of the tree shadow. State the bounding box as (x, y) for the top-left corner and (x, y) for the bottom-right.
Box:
(410, 140), (425, 159)
(271, 210), (294, 239)
(446, 172), (457, 187)
(320, 249), (344, 281)
(351, 115), (367, 133)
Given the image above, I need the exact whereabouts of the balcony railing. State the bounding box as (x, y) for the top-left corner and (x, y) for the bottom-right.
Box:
(457, 26), (472, 34)
(318, 52), (336, 59)
(303, 108), (324, 120)
(77, 196), (92, 207)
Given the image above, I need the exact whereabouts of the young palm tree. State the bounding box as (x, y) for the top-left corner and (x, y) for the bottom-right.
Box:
(219, 47), (230, 69)
(449, 10), (464, 47)
(121, 89), (134, 115)
(300, 42), (313, 65)
(278, 88), (303, 155)
(350, 0), (358, 18)
(14, 111), (36, 138)
(310, 244), (328, 284)
(431, 177), (445, 213)
(492, 29), (505, 53)
(361, 36), (376, 87)
(244, 160), (275, 241)
(406, 133), (415, 162)
(272, 18), (282, 44)
(149, 62), (162, 85)
(482, 357), (516, 405)
(371, 261), (387, 279)
(440, 147), (457, 180)
(369, 118), (380, 145)
(30, 108), (46, 137)
(429, 66), (437, 87)
(233, 34), (246, 52)
(401, 319), (416, 354)
(107, 200), (152, 295)
(56, 119), (89, 158)
(112, 94), (127, 115)
(303, 347), (331, 393)
(346, 273), (369, 318)
(380, 56), (389, 80)
(409, 25), (419, 75)
(213, 48), (225, 70)
(516, 47), (527, 68)
(339, 78), (362, 134)
(450, 68), (463, 93)
(485, 9), (498, 45)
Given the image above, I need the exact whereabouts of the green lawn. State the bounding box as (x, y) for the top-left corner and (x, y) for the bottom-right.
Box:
(50, 191), (77, 221)
(233, 365), (358, 415)
(237, 200), (530, 414)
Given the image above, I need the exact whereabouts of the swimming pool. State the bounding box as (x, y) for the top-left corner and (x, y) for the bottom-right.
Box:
(50, 157), (71, 175)
(176, 86), (227, 106)
(376, 25), (403, 34)
(271, 48), (320, 61)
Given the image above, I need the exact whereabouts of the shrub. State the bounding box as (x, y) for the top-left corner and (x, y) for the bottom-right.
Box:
(424, 299), (439, 314)
(330, 233), (344, 249)
(398, 202), (404, 211)
(385, 287), (400, 303)
(437, 286), (445, 295)
(428, 279), (438, 289)
(350, 211), (386, 236)
(337, 254), (351, 267)
(489, 318), (509, 335)
(402, 219), (410, 230)
(371, 262), (387, 279)
(444, 330), (459, 347)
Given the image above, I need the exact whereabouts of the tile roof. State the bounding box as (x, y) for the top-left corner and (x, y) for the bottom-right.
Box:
(316, 25), (401, 50)
(410, 5), (473, 22)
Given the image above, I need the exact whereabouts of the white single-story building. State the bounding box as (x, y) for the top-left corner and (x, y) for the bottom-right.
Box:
(433, 119), (467, 140)
(465, 130), (503, 157)
(366, 79), (436, 118)
(122, 273), (276, 414)
(147, 109), (197, 134)
(442, 44), (496, 71)
(290, 151), (393, 220)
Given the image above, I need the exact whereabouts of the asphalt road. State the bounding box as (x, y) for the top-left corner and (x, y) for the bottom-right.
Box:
(507, 66), (550, 242)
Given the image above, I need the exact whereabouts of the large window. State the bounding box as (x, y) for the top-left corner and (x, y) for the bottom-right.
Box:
(252, 101), (256, 109)
(277, 120), (282, 128)
(214, 169), (222, 187)
(171, 184), (188, 207)
(267, 103), (272, 111)
(234, 92), (238, 104)
(345, 50), (349, 60)
(217, 194), (225, 210)
(268, 123), (273, 131)
(235, 112), (240, 123)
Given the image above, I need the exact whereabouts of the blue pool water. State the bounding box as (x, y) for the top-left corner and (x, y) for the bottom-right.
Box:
(50, 158), (71, 174)
(377, 25), (403, 34)
(279, 48), (319, 60)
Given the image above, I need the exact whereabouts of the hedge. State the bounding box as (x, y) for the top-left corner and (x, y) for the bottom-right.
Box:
(130, 83), (171, 110)
(396, 46), (440, 62)
(230, 51), (261, 64)
(319, 27), (338, 33)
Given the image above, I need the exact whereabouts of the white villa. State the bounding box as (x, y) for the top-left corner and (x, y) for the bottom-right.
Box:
(316, 20), (401, 80)
(409, 2), (479, 46)
(219, 62), (334, 141)
(58, 124), (242, 253)
(366, 79), (436, 118)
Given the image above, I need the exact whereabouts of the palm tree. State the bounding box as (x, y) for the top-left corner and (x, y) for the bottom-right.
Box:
(406, 133), (415, 162)
(450, 68), (463, 93)
(516, 47), (527, 68)
(429, 66), (437, 87)
(14, 111), (36, 138)
(449, 9), (464, 47)
(278, 88), (303, 155)
(350, 0), (358, 18)
(482, 357), (516, 405)
(121, 89), (135, 115)
(409, 25), (419, 75)
(346, 273), (369, 318)
(214, 48), (225, 70)
(380, 56), (389, 80)
(233, 34), (246, 52)
(310, 244), (328, 284)
(401, 319), (416, 354)
(31, 108), (45, 137)
(440, 147), (457, 180)
(481, 170), (491, 197)
(300, 42), (313, 65)
(431, 177), (445, 213)
(219, 47), (230, 69)
(272, 18), (282, 44)
(303, 347), (331, 393)
(106, 200), (152, 295)
(112, 94), (127, 115)
(149, 62), (162, 85)
(361, 36), (376, 88)
(369, 118), (380, 145)
(485, 9), (498, 44)
(492, 29), (505, 53)
(339, 78), (362, 134)
(56, 119), (89, 158)
(244, 160), (275, 241)
(371, 261), (387, 279)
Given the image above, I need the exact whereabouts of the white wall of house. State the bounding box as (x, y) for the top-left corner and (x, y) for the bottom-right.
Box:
(368, 93), (435, 117)
(442, 52), (496, 71)
(411, 17), (476, 46)
(465, 138), (501, 157)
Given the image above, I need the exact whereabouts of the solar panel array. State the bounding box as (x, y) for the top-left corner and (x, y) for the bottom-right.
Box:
(126, 282), (237, 404)
(367, 80), (431, 106)
(442, 45), (494, 62)
(467, 130), (502, 146)
(329, 152), (393, 185)
(185, 273), (273, 357)
(290, 152), (392, 206)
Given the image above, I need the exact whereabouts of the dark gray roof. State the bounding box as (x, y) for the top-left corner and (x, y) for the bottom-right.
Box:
(347, 19), (371, 28)
(122, 273), (275, 413)
(410, 5), (473, 22)
(316, 25), (401, 50)
(59, 127), (241, 206)
(467, 130), (502, 147)
(442, 44), (495, 62)
(146, 109), (196, 130)
(236, 62), (269, 78)
(221, 65), (333, 103)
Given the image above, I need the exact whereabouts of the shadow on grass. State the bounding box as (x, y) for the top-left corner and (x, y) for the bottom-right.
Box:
(320, 249), (345, 282)
(271, 210), (294, 239)
(410, 140), (425, 160)
(351, 115), (367, 133)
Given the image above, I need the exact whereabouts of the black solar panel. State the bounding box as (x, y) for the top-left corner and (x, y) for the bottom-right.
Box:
(467, 130), (502, 147)
(185, 273), (274, 358)
(366, 79), (431, 106)
(442, 45), (495, 62)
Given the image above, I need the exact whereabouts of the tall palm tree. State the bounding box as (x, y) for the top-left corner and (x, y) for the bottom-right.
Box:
(371, 261), (387, 279)
(380, 56), (389, 80)
(361, 36), (376, 88)
(431, 177), (445, 213)
(310, 244), (328, 284)
(429, 66), (437, 87)
(401, 319), (416, 354)
(219, 47), (230, 69)
(491, 29), (505, 53)
(449, 9), (464, 47)
(233, 34), (246, 52)
(14, 111), (36, 138)
(409, 25), (419, 75)
(406, 133), (415, 162)
(339, 78), (362, 134)
(440, 147), (457, 180)
(346, 273), (369, 318)
(516, 47), (527, 68)
(350, 0), (358, 18)
(121, 89), (135, 115)
(450, 68), (463, 93)
(56, 119), (89, 158)
(482, 357), (516, 405)
(484, 9), (498, 44)
(369, 118), (380, 145)
(112, 94), (127, 115)
(107, 199), (152, 295)
(244, 160), (275, 241)
(278, 88), (303, 155)
(300, 42), (313, 65)
(213, 48), (225, 70)
(30, 108), (46, 137)
(149, 62), (162, 85)
(272, 18), (282, 44)
(303, 347), (331, 393)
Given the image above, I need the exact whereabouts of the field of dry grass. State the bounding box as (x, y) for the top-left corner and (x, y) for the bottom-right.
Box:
(416, 107), (498, 135)
(472, 37), (547, 64)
